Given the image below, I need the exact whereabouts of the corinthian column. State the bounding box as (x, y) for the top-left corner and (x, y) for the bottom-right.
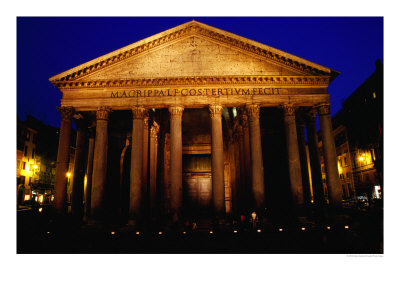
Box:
(281, 104), (304, 206)
(130, 106), (146, 221)
(169, 105), (184, 217)
(209, 104), (225, 216)
(246, 104), (265, 211)
(91, 107), (112, 220)
(317, 103), (342, 208)
(54, 106), (74, 213)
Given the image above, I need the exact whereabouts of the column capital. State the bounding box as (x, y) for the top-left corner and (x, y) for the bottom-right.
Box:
(306, 108), (317, 122)
(240, 113), (249, 128)
(280, 103), (296, 117)
(96, 106), (112, 120)
(316, 103), (330, 116)
(143, 114), (150, 130)
(209, 104), (223, 118)
(245, 104), (260, 118)
(150, 122), (160, 138)
(235, 124), (244, 137)
(57, 106), (75, 120)
(169, 105), (184, 118)
(131, 106), (147, 119)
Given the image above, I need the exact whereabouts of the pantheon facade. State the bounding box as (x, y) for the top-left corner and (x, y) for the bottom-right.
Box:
(50, 21), (342, 226)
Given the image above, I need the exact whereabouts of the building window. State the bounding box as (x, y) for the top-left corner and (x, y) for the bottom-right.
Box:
(25, 131), (30, 140)
(373, 92), (377, 98)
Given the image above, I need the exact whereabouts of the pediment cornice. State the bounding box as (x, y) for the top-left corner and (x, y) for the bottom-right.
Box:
(49, 21), (339, 85)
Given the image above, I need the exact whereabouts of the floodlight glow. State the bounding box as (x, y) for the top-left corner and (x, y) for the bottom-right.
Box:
(257, 229), (261, 233)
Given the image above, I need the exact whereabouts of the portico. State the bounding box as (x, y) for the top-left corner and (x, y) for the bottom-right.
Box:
(50, 21), (342, 226)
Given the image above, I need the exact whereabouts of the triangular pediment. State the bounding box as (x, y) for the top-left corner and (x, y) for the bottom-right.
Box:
(49, 20), (338, 85)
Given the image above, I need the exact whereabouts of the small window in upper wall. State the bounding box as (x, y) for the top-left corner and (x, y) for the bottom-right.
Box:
(373, 92), (377, 98)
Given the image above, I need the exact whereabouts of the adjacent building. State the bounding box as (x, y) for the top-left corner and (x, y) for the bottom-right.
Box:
(320, 60), (383, 206)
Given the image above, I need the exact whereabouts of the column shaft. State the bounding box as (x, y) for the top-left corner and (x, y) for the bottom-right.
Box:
(91, 107), (111, 219)
(210, 105), (225, 216)
(130, 106), (146, 220)
(282, 104), (304, 206)
(143, 116), (149, 197)
(54, 106), (74, 213)
(169, 106), (184, 216)
(306, 111), (325, 213)
(246, 104), (265, 211)
(149, 122), (159, 217)
(241, 113), (252, 189)
(84, 130), (95, 220)
(297, 122), (312, 209)
(71, 121), (87, 220)
(318, 104), (342, 208)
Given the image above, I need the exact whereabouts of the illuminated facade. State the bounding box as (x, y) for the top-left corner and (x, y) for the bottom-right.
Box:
(49, 21), (343, 225)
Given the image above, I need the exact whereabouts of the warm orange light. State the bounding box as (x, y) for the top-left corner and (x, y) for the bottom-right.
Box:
(136, 231), (140, 235)
(111, 231), (115, 235)
(182, 231), (187, 235)
(158, 231), (163, 235)
(209, 230), (214, 234)
(38, 207), (43, 213)
(24, 195), (30, 201)
(257, 229), (261, 233)
(66, 172), (71, 178)
(279, 228), (283, 232)
(33, 164), (38, 170)
(344, 225), (349, 229)
(326, 226), (331, 230)
(233, 230), (238, 234)
(359, 156), (364, 162)
(301, 227), (306, 231)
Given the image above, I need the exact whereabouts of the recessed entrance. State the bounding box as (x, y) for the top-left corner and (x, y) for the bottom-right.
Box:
(183, 154), (212, 218)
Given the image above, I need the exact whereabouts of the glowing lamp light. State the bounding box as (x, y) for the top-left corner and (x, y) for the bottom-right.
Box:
(158, 231), (163, 235)
(66, 172), (71, 178)
(326, 226), (331, 230)
(46, 231), (50, 234)
(183, 231), (187, 235)
(209, 230), (214, 234)
(257, 229), (262, 233)
(38, 207), (43, 213)
(233, 230), (238, 234)
(301, 227), (306, 231)
(24, 195), (30, 201)
(33, 164), (38, 170)
(278, 228), (283, 232)
(111, 231), (115, 235)
(136, 231), (140, 235)
(344, 225), (349, 229)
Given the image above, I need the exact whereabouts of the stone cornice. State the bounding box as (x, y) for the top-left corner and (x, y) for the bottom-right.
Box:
(49, 21), (338, 85)
(53, 75), (331, 89)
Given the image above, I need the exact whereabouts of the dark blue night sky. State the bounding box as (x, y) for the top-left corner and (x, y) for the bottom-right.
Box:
(17, 17), (383, 128)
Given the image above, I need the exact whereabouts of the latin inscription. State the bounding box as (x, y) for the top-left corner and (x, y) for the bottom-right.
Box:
(110, 88), (281, 98)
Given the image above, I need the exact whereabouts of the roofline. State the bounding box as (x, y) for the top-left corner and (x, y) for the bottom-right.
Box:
(49, 20), (339, 83)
